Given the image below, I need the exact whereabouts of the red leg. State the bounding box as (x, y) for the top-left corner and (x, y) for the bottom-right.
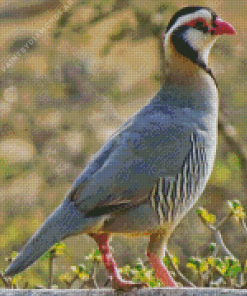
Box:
(91, 233), (148, 290)
(147, 251), (177, 287)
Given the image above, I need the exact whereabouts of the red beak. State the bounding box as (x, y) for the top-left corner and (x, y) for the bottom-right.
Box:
(210, 17), (236, 35)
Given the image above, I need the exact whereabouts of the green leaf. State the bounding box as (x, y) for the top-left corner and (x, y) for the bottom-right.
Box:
(209, 243), (217, 253)
(188, 257), (201, 269)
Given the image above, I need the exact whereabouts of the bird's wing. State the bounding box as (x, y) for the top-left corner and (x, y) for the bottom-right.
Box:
(66, 118), (133, 196)
(67, 107), (203, 218)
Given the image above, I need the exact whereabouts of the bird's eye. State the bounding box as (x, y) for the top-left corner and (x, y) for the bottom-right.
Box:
(194, 20), (208, 33)
(185, 18), (208, 32)
(194, 21), (204, 29)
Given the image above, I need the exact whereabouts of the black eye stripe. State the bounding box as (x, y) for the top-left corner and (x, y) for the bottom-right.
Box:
(212, 14), (217, 27)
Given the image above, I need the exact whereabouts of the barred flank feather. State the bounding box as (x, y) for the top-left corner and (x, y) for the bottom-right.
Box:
(149, 133), (207, 225)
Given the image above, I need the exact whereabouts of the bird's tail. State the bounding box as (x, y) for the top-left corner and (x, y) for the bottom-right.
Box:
(5, 199), (85, 277)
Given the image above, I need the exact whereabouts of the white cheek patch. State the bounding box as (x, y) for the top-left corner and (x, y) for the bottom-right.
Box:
(184, 28), (218, 63)
(184, 29), (207, 51)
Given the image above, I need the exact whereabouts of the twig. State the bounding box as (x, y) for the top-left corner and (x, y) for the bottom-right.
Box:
(48, 256), (54, 289)
(0, 271), (10, 288)
(216, 212), (233, 229)
(240, 218), (247, 237)
(214, 229), (236, 259)
(65, 275), (78, 289)
(104, 276), (112, 287)
(202, 220), (236, 259)
(82, 264), (99, 289)
(218, 112), (247, 195)
(166, 250), (195, 287)
(79, 264), (99, 289)
(90, 264), (99, 288)
(23, 281), (29, 289)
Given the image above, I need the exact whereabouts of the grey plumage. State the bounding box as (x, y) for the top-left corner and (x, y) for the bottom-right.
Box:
(4, 6), (235, 288)
(5, 79), (218, 274)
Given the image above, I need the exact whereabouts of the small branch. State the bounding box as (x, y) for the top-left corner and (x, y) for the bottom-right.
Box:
(0, 271), (10, 288)
(104, 276), (112, 287)
(214, 229), (236, 259)
(91, 264), (99, 288)
(79, 264), (99, 289)
(23, 281), (29, 289)
(218, 112), (247, 195)
(166, 251), (195, 287)
(237, 261), (245, 287)
(216, 212), (233, 230)
(240, 218), (247, 237)
(199, 217), (236, 260)
(65, 275), (78, 289)
(48, 256), (54, 289)
(85, 264), (99, 288)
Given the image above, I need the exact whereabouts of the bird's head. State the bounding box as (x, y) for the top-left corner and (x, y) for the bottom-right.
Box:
(164, 6), (236, 67)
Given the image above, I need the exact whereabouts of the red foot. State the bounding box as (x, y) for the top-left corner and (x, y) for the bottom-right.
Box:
(147, 252), (177, 287)
(91, 233), (148, 290)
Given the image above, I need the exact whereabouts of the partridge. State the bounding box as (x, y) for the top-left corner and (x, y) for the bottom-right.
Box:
(5, 6), (236, 289)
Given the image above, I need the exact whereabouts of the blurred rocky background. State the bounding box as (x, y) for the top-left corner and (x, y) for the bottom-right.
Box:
(0, 0), (246, 288)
